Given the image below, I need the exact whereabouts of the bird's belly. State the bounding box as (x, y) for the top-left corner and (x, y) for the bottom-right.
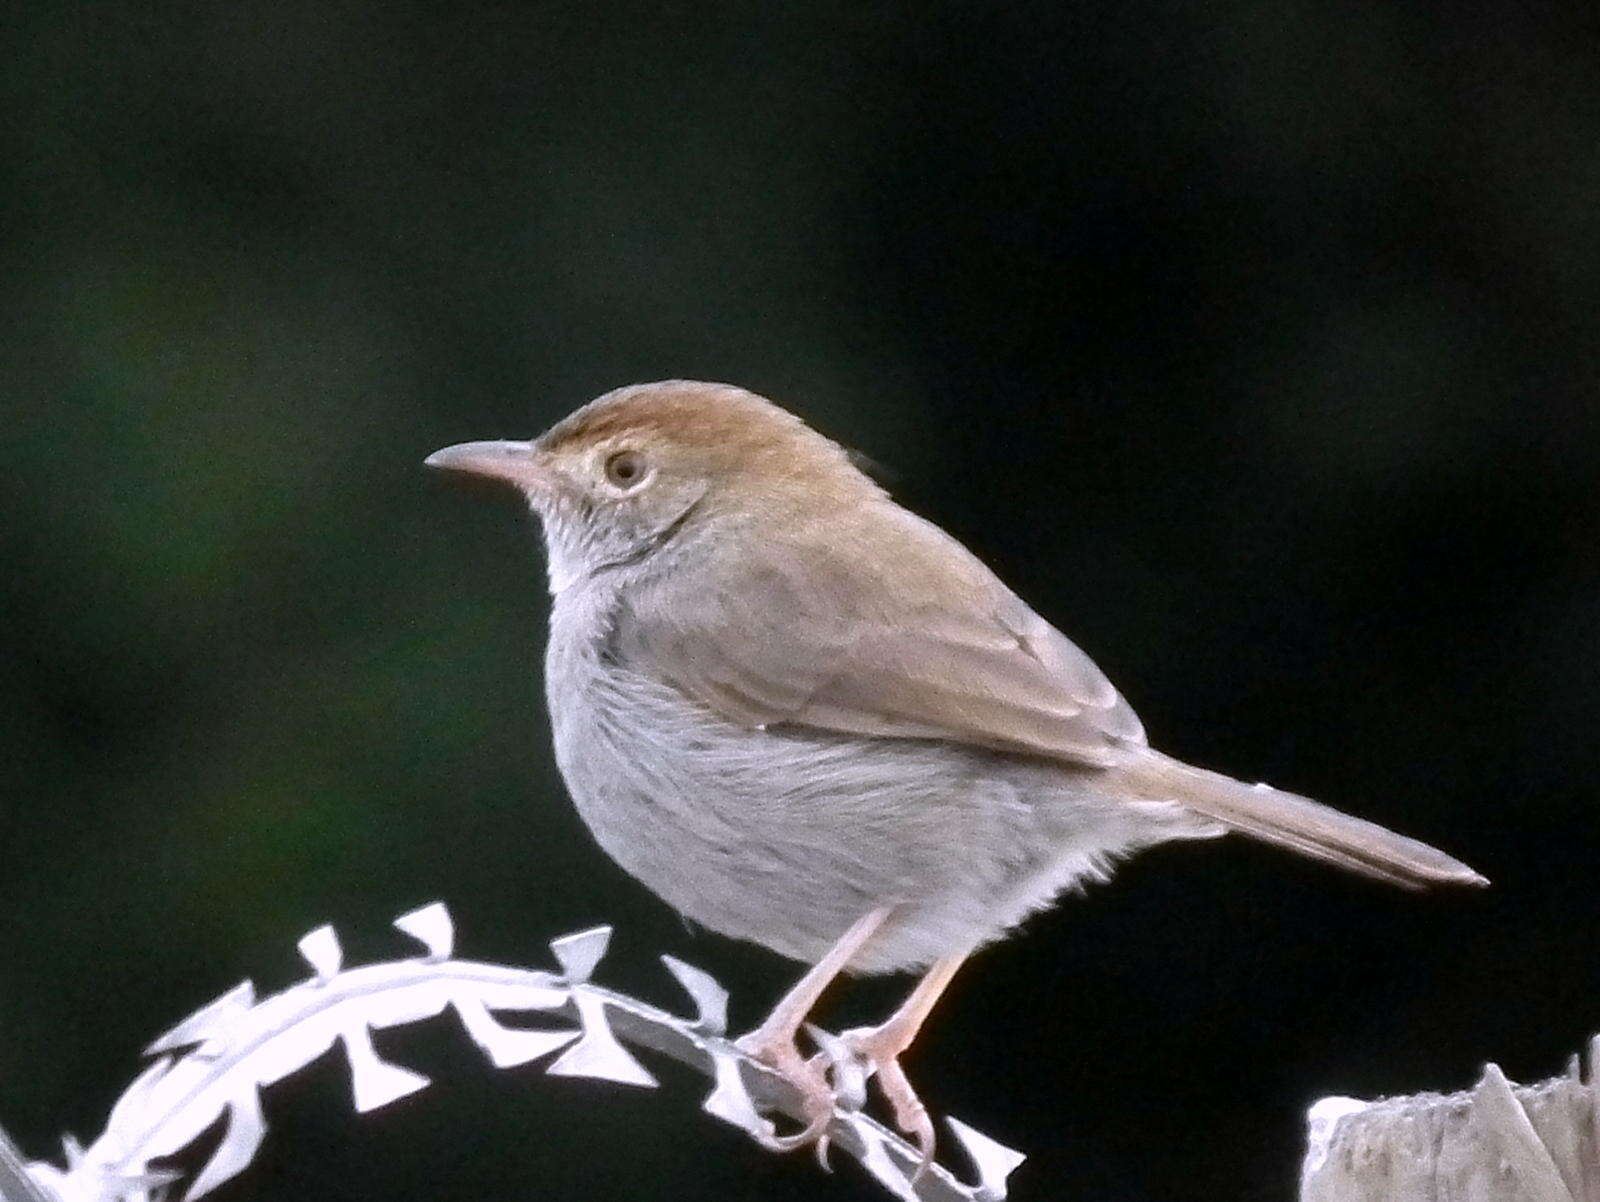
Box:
(548, 656), (1201, 973)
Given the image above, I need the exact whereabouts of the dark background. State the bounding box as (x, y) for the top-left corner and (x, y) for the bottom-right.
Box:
(3, 4), (1597, 1200)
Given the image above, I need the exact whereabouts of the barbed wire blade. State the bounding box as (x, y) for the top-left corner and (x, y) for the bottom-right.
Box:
(340, 1027), (430, 1113)
(59, 1134), (85, 1170)
(297, 926), (343, 982)
(855, 1122), (920, 1202)
(393, 903), (454, 962)
(111, 1165), (183, 1200)
(452, 998), (578, 1069)
(182, 1091), (265, 1201)
(946, 1117), (1025, 1200)
(700, 1048), (772, 1140)
(545, 993), (656, 1087)
(145, 983), (256, 1056)
(660, 956), (728, 1035)
(548, 927), (611, 983)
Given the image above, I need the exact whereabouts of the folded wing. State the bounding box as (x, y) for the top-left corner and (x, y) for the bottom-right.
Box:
(621, 501), (1143, 766)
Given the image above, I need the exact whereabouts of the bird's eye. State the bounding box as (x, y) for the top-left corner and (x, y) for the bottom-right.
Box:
(604, 449), (646, 489)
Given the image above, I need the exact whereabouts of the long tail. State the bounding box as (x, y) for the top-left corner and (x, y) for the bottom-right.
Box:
(1115, 750), (1487, 889)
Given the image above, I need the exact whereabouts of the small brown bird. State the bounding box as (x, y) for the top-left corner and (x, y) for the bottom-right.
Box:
(427, 381), (1484, 1165)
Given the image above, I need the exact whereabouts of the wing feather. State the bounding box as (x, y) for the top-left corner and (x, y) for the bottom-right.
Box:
(619, 502), (1143, 766)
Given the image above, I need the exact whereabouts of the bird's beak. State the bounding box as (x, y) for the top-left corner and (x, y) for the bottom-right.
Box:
(423, 440), (550, 491)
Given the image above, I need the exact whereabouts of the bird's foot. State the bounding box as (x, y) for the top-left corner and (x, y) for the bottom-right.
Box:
(835, 1022), (937, 1179)
(735, 1020), (939, 1176)
(734, 1026), (837, 1155)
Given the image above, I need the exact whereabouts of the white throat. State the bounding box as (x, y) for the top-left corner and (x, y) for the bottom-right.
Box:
(532, 497), (587, 595)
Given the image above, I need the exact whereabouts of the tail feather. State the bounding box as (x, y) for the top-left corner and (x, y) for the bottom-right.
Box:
(1115, 750), (1487, 889)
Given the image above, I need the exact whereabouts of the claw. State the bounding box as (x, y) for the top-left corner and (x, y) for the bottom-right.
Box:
(734, 1029), (836, 1153)
(840, 1026), (939, 1178)
(814, 1130), (834, 1172)
(765, 1110), (832, 1155)
(877, 1056), (937, 1181)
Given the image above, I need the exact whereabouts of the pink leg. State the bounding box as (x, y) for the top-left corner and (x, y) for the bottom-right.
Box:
(735, 906), (893, 1150)
(841, 950), (970, 1177)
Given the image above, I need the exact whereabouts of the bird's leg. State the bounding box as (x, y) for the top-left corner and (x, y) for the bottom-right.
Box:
(838, 950), (969, 1177)
(735, 905), (892, 1151)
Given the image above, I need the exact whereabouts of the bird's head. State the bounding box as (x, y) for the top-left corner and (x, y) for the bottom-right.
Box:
(425, 380), (880, 592)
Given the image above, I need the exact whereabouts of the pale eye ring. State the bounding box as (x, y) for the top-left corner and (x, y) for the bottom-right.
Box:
(604, 449), (646, 489)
